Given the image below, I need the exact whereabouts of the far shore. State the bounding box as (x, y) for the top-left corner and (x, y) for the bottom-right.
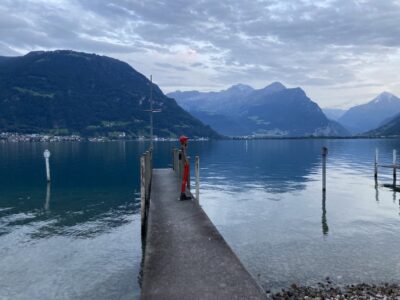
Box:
(0, 132), (398, 143)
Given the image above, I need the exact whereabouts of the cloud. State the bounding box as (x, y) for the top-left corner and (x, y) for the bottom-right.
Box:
(0, 0), (400, 107)
(155, 62), (189, 71)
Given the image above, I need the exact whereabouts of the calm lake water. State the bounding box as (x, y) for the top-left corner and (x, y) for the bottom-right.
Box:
(1, 139), (400, 299)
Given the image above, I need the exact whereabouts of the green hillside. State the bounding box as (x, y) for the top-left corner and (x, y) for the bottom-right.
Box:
(0, 50), (219, 138)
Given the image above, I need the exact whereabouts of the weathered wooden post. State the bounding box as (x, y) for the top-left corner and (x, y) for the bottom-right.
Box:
(150, 148), (153, 179)
(187, 157), (191, 191)
(144, 151), (148, 198)
(140, 149), (153, 240)
(179, 149), (184, 180)
(173, 148), (179, 173)
(322, 147), (328, 192)
(393, 149), (397, 186)
(43, 149), (51, 182)
(175, 148), (179, 173)
(195, 156), (200, 204)
(140, 154), (146, 236)
(172, 148), (176, 171)
(374, 148), (379, 180)
(146, 151), (151, 198)
(322, 190), (328, 236)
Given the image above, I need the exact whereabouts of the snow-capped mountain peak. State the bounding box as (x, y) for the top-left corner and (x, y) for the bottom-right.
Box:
(372, 91), (397, 104)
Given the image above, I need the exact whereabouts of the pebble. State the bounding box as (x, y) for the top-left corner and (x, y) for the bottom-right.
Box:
(269, 279), (400, 300)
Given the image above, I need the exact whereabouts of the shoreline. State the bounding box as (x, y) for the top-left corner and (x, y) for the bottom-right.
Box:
(0, 131), (398, 143)
(268, 279), (400, 299)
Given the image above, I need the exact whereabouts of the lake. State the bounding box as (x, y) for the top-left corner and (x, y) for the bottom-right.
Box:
(1, 139), (400, 299)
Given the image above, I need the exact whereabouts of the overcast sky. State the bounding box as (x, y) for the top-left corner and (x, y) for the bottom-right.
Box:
(1, 0), (400, 108)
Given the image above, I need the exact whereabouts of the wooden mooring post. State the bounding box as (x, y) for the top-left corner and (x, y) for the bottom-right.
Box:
(141, 149), (153, 238)
(187, 157), (191, 191)
(322, 147), (328, 192)
(172, 148), (179, 172)
(322, 191), (329, 235)
(179, 150), (184, 180)
(195, 156), (200, 204)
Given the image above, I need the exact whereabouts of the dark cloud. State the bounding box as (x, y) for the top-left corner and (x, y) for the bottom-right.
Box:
(0, 0), (399, 107)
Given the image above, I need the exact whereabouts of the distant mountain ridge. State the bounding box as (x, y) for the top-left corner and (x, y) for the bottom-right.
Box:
(0, 50), (219, 138)
(168, 83), (348, 137)
(338, 92), (400, 134)
(367, 111), (400, 137)
(170, 83), (256, 115)
(322, 108), (347, 121)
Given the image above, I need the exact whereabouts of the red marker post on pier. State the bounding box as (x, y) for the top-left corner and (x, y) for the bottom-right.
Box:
(179, 135), (191, 201)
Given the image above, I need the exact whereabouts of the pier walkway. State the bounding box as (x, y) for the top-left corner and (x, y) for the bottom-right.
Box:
(141, 168), (267, 300)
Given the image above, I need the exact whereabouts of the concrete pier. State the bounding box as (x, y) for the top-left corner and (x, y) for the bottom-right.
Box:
(141, 169), (267, 300)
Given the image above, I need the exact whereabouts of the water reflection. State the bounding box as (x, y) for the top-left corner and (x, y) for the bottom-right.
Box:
(0, 142), (147, 240)
(198, 138), (400, 291)
(0, 142), (148, 300)
(375, 179), (380, 202)
(193, 140), (323, 194)
(322, 191), (329, 236)
(3, 139), (400, 298)
(44, 183), (51, 211)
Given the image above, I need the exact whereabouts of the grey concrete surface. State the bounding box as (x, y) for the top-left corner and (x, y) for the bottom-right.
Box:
(141, 169), (267, 300)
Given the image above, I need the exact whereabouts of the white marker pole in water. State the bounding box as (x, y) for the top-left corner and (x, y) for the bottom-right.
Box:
(43, 149), (51, 182)
(322, 147), (328, 192)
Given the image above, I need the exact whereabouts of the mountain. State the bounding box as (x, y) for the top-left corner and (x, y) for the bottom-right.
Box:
(367, 112), (400, 136)
(338, 92), (400, 134)
(244, 88), (348, 136)
(187, 111), (250, 136)
(169, 83), (348, 137)
(0, 50), (219, 138)
(168, 83), (255, 115)
(322, 108), (347, 121)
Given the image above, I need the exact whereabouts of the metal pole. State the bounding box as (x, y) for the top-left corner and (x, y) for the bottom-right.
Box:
(149, 75), (153, 149)
(393, 149), (397, 186)
(322, 147), (328, 192)
(43, 149), (51, 182)
(195, 156), (200, 204)
(374, 148), (379, 180)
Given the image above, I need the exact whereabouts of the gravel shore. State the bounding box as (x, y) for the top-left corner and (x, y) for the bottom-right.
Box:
(268, 279), (400, 299)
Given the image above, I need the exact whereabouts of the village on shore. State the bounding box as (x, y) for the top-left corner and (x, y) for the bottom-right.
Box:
(0, 132), (210, 142)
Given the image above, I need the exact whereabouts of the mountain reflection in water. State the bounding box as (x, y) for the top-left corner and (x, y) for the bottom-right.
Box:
(2, 139), (400, 298)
